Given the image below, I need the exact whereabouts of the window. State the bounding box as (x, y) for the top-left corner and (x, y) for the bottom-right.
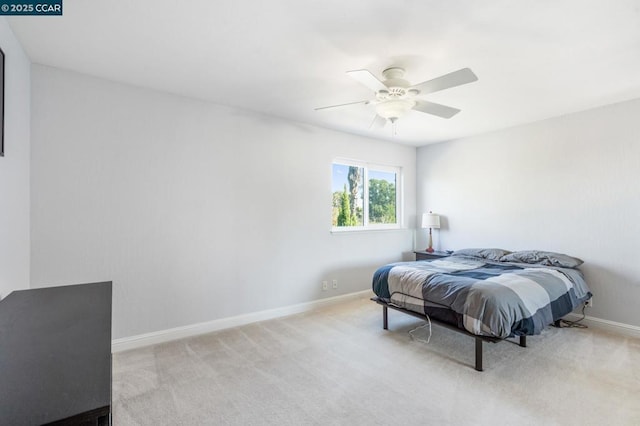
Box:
(332, 161), (401, 230)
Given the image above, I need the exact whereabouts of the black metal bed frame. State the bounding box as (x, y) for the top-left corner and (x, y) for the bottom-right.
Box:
(371, 297), (528, 371)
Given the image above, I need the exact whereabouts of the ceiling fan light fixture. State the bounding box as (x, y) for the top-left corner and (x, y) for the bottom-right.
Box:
(375, 99), (415, 120)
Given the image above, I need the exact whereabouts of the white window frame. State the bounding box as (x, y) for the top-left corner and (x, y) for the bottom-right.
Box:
(331, 159), (403, 232)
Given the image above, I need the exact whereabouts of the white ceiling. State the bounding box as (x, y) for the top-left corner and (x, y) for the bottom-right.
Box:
(8, 0), (640, 146)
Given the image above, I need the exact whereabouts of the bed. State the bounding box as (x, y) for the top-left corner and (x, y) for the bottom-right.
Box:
(371, 248), (592, 371)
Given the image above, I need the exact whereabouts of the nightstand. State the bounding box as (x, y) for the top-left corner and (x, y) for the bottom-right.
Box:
(414, 250), (451, 261)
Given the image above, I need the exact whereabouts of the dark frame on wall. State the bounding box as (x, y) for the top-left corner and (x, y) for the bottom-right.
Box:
(0, 46), (4, 157)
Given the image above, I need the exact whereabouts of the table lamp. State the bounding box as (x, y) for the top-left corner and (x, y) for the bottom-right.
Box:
(421, 211), (440, 253)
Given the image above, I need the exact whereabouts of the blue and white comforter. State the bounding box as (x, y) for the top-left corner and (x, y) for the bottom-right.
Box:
(372, 256), (592, 338)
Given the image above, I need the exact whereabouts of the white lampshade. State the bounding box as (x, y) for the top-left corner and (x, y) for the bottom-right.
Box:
(421, 212), (440, 229)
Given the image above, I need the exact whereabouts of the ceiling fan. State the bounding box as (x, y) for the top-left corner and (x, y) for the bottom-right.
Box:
(315, 67), (478, 129)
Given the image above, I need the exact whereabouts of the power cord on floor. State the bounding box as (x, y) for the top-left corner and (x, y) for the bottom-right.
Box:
(557, 303), (589, 329)
(409, 314), (433, 343)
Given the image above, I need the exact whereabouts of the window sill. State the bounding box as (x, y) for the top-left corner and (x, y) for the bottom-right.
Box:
(330, 227), (408, 235)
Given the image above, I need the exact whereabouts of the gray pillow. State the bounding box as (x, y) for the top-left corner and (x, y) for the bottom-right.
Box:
(500, 250), (583, 268)
(453, 248), (512, 261)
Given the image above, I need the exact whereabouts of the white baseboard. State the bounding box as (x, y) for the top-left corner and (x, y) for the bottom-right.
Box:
(112, 290), (373, 352)
(565, 313), (640, 339)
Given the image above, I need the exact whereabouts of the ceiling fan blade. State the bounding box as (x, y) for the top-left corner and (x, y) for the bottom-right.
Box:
(314, 100), (370, 111)
(369, 114), (387, 129)
(411, 68), (478, 95)
(346, 69), (387, 92)
(413, 100), (461, 119)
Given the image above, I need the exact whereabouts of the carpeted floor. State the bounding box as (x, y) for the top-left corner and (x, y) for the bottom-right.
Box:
(113, 296), (640, 425)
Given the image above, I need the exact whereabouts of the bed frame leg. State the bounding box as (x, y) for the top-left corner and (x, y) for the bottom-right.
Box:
(519, 335), (527, 347)
(383, 306), (388, 330)
(475, 338), (483, 371)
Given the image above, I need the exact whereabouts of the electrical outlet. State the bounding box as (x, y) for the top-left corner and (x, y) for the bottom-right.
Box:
(322, 281), (328, 291)
(332, 279), (338, 289)
(585, 297), (593, 308)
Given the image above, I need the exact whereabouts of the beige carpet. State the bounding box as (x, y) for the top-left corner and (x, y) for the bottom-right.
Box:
(113, 296), (640, 425)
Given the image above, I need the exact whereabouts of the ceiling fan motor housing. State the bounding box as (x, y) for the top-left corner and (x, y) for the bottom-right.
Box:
(378, 67), (415, 98)
(375, 68), (418, 119)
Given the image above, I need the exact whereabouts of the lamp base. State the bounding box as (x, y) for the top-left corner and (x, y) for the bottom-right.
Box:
(426, 228), (434, 253)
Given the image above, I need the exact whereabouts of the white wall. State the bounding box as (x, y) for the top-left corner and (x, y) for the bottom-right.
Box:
(417, 98), (640, 327)
(30, 65), (416, 339)
(0, 18), (30, 298)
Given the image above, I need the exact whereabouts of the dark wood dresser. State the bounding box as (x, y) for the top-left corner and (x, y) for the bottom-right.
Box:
(0, 282), (112, 425)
